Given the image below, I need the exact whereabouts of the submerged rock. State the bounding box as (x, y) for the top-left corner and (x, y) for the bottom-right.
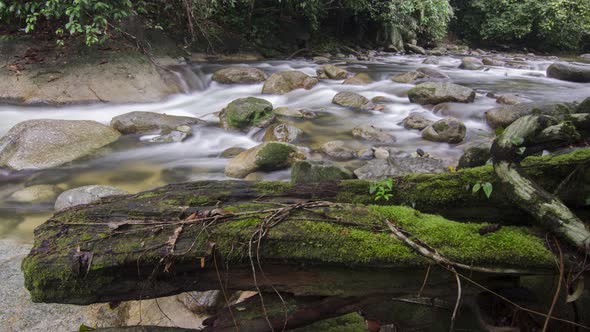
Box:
(402, 113), (434, 130)
(7, 184), (62, 204)
(224, 142), (304, 178)
(111, 111), (204, 135)
(422, 118), (466, 144)
(220, 147), (247, 158)
(482, 57), (505, 66)
(547, 62), (590, 83)
(212, 66), (267, 84)
(262, 71), (319, 94)
(495, 94), (530, 105)
(343, 73), (372, 85)
(459, 57), (484, 70)
(485, 102), (576, 128)
(352, 124), (396, 143)
(291, 160), (353, 184)
(317, 64), (348, 79)
(219, 97), (275, 131)
(320, 140), (358, 160)
(262, 123), (303, 143)
(54, 185), (128, 211)
(332, 92), (375, 110)
(354, 157), (445, 179)
(0, 119), (120, 171)
(408, 82), (476, 105)
(273, 107), (317, 119)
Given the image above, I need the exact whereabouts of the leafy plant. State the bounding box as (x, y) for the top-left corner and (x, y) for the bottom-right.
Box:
(369, 178), (394, 201)
(472, 181), (493, 199)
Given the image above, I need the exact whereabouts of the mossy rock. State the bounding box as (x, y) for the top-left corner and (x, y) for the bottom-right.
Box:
(224, 142), (304, 178)
(219, 97), (275, 131)
(291, 160), (353, 184)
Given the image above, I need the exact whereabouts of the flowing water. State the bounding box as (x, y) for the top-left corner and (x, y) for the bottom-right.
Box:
(1, 54), (589, 242)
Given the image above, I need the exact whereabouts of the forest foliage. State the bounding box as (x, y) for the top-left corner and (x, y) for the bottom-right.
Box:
(0, 0), (588, 51)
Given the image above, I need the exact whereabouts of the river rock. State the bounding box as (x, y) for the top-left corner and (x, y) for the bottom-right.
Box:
(211, 67), (267, 84)
(262, 71), (319, 94)
(224, 142), (304, 178)
(485, 102), (576, 128)
(111, 111), (204, 135)
(343, 73), (372, 85)
(391, 71), (426, 84)
(54, 185), (129, 211)
(352, 124), (396, 143)
(7, 184), (62, 204)
(578, 97), (590, 113)
(495, 94), (531, 105)
(0, 119), (120, 171)
(459, 57), (484, 70)
(320, 140), (358, 160)
(219, 97), (275, 131)
(423, 56), (440, 65)
(354, 157), (445, 179)
(402, 113), (434, 130)
(373, 147), (390, 159)
(546, 62), (590, 83)
(220, 147), (247, 158)
(482, 58), (505, 66)
(332, 92), (375, 110)
(291, 160), (353, 184)
(262, 123), (303, 143)
(312, 56), (331, 63)
(408, 82), (476, 105)
(416, 67), (450, 80)
(317, 64), (348, 79)
(406, 44), (426, 55)
(458, 141), (492, 169)
(146, 129), (190, 143)
(160, 166), (194, 183)
(422, 118), (466, 144)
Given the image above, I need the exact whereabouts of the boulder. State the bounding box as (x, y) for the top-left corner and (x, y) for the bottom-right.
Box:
(354, 156), (445, 180)
(406, 44), (426, 55)
(0, 120), (120, 171)
(373, 147), (390, 159)
(391, 71), (426, 84)
(219, 97), (275, 131)
(262, 123), (303, 143)
(7, 184), (62, 204)
(351, 124), (396, 143)
(546, 62), (590, 83)
(416, 67), (450, 80)
(262, 71), (319, 94)
(457, 142), (492, 169)
(432, 103), (463, 118)
(54, 185), (128, 211)
(224, 142), (304, 178)
(220, 147), (247, 158)
(485, 102), (576, 128)
(317, 64), (348, 79)
(578, 97), (590, 113)
(111, 111), (204, 135)
(402, 113), (434, 130)
(291, 160), (353, 184)
(422, 118), (466, 144)
(332, 92), (375, 110)
(459, 57), (484, 70)
(408, 82), (476, 105)
(581, 54), (590, 60)
(343, 73), (372, 85)
(212, 67), (267, 84)
(320, 140), (358, 160)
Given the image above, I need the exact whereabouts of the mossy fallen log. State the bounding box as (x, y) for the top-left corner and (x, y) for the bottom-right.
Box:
(24, 193), (557, 305)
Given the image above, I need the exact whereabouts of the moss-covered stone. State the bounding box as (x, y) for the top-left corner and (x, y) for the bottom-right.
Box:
(225, 142), (304, 178)
(291, 160), (353, 184)
(219, 97), (275, 131)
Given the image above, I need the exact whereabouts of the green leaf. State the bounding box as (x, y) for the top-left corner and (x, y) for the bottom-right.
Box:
(472, 182), (481, 193)
(483, 182), (493, 198)
(79, 325), (96, 332)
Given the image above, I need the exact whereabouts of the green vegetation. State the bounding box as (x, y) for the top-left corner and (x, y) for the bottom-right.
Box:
(369, 178), (394, 201)
(451, 0), (590, 51)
